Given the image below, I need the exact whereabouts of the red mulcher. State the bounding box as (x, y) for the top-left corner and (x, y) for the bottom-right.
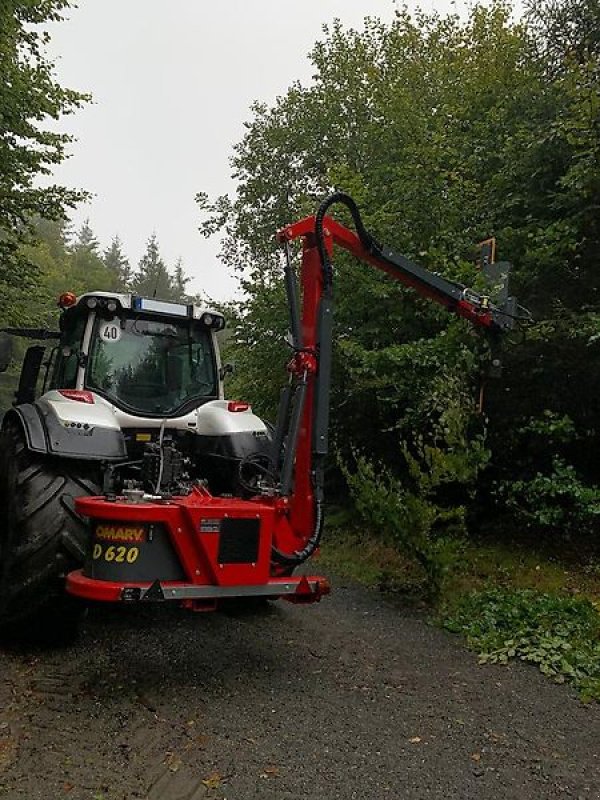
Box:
(68, 489), (330, 609)
(65, 193), (527, 611)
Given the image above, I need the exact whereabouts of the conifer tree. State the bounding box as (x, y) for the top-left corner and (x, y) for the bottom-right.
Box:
(70, 219), (111, 291)
(103, 235), (132, 291)
(172, 257), (190, 302)
(131, 233), (174, 300)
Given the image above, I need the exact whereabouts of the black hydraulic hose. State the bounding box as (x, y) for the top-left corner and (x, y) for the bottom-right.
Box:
(283, 240), (303, 350)
(279, 378), (308, 496)
(271, 383), (293, 474)
(315, 193), (533, 331)
(315, 191), (381, 294)
(272, 496), (324, 567)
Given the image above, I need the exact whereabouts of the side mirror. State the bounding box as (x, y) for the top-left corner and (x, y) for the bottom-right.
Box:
(0, 333), (13, 372)
(219, 362), (235, 381)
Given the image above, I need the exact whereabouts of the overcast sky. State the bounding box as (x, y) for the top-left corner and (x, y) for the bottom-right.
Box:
(47, 1), (522, 302)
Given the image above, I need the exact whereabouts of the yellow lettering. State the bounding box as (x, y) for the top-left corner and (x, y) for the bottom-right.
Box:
(95, 525), (145, 543)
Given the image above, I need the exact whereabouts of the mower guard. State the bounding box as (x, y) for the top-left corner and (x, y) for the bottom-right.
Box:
(67, 488), (330, 608)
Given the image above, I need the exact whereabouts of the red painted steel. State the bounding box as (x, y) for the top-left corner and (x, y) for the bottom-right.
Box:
(71, 485), (329, 605)
(277, 215), (496, 329)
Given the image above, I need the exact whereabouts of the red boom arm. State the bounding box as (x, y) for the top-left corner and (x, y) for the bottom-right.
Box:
(271, 200), (522, 566)
(278, 214), (507, 331)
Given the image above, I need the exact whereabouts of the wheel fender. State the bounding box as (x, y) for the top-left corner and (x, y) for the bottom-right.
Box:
(37, 395), (127, 461)
(4, 399), (127, 461)
(3, 405), (48, 453)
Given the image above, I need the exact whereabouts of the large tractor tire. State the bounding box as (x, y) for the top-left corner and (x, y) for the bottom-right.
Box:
(0, 421), (100, 644)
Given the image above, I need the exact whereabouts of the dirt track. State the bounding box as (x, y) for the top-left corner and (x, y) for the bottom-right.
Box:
(0, 578), (599, 799)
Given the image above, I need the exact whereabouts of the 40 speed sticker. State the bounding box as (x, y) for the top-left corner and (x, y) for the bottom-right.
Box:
(92, 543), (140, 564)
(99, 322), (122, 343)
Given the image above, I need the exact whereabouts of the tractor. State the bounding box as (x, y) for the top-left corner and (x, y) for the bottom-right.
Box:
(0, 194), (529, 640)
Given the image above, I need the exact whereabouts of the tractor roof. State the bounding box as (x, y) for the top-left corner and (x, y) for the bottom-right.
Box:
(70, 291), (224, 326)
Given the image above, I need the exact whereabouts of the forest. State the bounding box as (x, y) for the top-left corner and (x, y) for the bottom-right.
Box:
(1, 1), (600, 692)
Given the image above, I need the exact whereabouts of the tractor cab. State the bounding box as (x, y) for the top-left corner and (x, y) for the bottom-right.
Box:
(1, 290), (268, 498)
(52, 292), (226, 417)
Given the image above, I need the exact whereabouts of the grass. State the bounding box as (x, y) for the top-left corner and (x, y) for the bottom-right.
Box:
(317, 517), (600, 700)
(318, 524), (600, 605)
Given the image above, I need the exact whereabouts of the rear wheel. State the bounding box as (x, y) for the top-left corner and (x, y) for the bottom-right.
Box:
(0, 421), (100, 644)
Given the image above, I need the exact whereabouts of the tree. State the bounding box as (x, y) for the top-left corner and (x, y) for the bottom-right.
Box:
(198, 3), (541, 442)
(172, 258), (190, 302)
(0, 0), (89, 312)
(131, 234), (174, 300)
(103, 235), (132, 291)
(525, 0), (600, 68)
(69, 219), (112, 292)
(72, 219), (99, 252)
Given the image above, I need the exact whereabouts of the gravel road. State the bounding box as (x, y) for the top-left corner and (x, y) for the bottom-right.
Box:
(0, 578), (598, 800)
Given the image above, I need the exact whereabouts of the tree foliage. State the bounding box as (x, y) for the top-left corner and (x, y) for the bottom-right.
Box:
(131, 233), (189, 302)
(0, 0), (89, 305)
(103, 235), (131, 291)
(198, 1), (600, 565)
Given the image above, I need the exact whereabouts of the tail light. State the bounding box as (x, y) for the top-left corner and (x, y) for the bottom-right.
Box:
(58, 389), (95, 404)
(227, 401), (250, 412)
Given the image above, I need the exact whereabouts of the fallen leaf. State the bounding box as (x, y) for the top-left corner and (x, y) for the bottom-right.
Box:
(260, 766), (280, 779)
(471, 753), (481, 762)
(202, 771), (223, 789)
(165, 753), (182, 772)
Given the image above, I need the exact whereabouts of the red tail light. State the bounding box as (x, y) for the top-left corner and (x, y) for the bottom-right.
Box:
(227, 401), (250, 412)
(58, 390), (95, 404)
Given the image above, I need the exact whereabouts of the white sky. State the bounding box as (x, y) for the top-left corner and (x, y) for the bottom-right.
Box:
(47, 1), (522, 302)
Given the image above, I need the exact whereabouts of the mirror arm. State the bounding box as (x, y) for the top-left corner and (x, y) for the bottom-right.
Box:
(0, 327), (60, 340)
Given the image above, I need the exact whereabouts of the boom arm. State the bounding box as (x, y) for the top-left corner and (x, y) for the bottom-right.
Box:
(269, 193), (528, 567)
(277, 194), (520, 334)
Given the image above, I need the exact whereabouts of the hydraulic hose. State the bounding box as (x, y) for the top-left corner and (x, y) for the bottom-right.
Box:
(272, 466), (325, 567)
(314, 191), (381, 294)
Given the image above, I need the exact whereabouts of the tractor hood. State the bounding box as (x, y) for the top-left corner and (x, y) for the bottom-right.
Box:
(11, 391), (268, 462)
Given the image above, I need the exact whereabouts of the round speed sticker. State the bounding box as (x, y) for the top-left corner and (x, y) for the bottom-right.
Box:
(99, 323), (122, 343)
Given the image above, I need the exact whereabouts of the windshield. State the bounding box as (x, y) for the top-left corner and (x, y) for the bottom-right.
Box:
(86, 315), (217, 415)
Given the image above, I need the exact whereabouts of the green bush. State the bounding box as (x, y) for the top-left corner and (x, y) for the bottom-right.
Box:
(341, 368), (489, 598)
(444, 589), (600, 701)
(343, 455), (464, 598)
(497, 456), (600, 538)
